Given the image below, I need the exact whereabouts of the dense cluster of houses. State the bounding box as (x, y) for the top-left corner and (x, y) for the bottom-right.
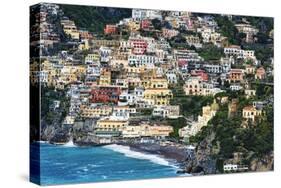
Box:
(30, 4), (273, 143)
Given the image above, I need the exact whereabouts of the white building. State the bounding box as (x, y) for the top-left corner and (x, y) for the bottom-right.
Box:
(203, 64), (222, 74)
(115, 79), (129, 88)
(112, 106), (136, 120)
(152, 105), (180, 119)
(100, 46), (111, 62)
(174, 49), (203, 62)
(166, 70), (178, 84)
(224, 46), (255, 59)
(184, 76), (203, 95)
(128, 55), (159, 67)
(86, 64), (100, 77)
(230, 84), (243, 91)
(132, 9), (162, 21)
(220, 57), (233, 73)
(134, 87), (145, 98)
(119, 91), (136, 105)
(179, 102), (218, 138)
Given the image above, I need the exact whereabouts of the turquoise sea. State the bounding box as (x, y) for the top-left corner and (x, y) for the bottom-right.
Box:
(30, 142), (186, 185)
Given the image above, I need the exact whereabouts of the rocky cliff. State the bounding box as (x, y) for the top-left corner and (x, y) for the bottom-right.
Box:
(40, 119), (100, 145)
(183, 132), (217, 174)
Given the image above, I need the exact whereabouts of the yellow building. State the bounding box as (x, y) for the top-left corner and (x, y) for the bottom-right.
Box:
(30, 60), (62, 87)
(127, 21), (140, 32)
(142, 77), (169, 89)
(122, 124), (173, 138)
(59, 65), (86, 85)
(126, 67), (141, 75)
(47, 68), (61, 87)
(140, 69), (158, 80)
(96, 118), (129, 132)
(142, 76), (172, 105)
(99, 69), (111, 86)
(242, 105), (262, 122)
(74, 65), (87, 75)
(80, 105), (112, 118)
(144, 88), (173, 105)
(30, 61), (40, 85)
(85, 53), (100, 63)
(149, 78), (169, 89)
(128, 77), (142, 88)
(245, 65), (256, 75)
(78, 39), (90, 51)
(59, 67), (77, 84)
(245, 89), (256, 99)
(61, 20), (80, 40)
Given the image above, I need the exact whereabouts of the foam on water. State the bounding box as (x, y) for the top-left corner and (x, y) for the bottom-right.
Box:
(62, 139), (76, 147)
(103, 144), (178, 168)
(37, 140), (49, 144)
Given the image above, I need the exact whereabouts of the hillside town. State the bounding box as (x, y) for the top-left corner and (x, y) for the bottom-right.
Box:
(30, 3), (274, 174)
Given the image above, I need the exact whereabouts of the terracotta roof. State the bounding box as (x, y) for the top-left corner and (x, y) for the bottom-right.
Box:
(243, 105), (255, 111)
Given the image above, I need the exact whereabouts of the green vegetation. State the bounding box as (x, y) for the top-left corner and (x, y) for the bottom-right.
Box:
(139, 29), (159, 39)
(41, 86), (70, 124)
(60, 4), (131, 33)
(168, 34), (189, 49)
(190, 96), (273, 163)
(170, 81), (214, 118)
(171, 95), (214, 119)
(168, 117), (187, 139)
(243, 44), (273, 63)
(255, 47), (273, 63)
(214, 15), (241, 45)
(139, 108), (153, 116)
(197, 44), (224, 61)
(253, 81), (273, 99)
(151, 18), (162, 30)
(246, 16), (273, 35)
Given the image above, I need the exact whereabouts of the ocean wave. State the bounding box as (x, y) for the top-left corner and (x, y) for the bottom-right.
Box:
(178, 173), (192, 177)
(62, 139), (76, 147)
(37, 140), (49, 144)
(103, 144), (178, 168)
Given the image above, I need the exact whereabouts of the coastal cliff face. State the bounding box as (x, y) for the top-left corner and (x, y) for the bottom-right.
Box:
(41, 121), (71, 144)
(184, 132), (217, 174)
(40, 119), (102, 145)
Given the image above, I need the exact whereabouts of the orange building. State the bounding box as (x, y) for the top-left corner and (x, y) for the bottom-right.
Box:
(104, 24), (118, 35)
(229, 69), (244, 82)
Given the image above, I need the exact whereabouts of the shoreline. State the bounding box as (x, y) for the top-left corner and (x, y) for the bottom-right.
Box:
(35, 140), (190, 173)
(37, 140), (189, 162)
(122, 143), (188, 163)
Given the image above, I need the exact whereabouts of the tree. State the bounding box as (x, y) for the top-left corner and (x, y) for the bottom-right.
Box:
(198, 44), (224, 61)
(168, 117), (187, 139)
(214, 15), (240, 45)
(151, 18), (162, 30)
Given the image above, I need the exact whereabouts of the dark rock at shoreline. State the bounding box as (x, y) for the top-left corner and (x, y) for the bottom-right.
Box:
(74, 141), (108, 147)
(49, 131), (70, 144)
(183, 132), (217, 175)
